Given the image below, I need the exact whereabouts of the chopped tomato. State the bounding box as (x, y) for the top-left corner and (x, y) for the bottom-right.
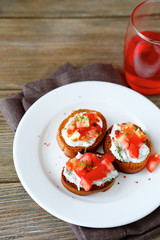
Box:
(86, 165), (107, 181)
(76, 116), (90, 129)
(75, 160), (87, 171)
(121, 122), (135, 133)
(135, 128), (147, 142)
(100, 158), (114, 172)
(115, 130), (120, 135)
(100, 154), (115, 163)
(82, 126), (101, 141)
(66, 112), (102, 143)
(128, 143), (139, 158)
(116, 133), (130, 150)
(127, 132), (143, 148)
(80, 176), (92, 191)
(66, 158), (78, 171)
(67, 120), (76, 136)
(83, 112), (99, 122)
(74, 169), (86, 178)
(79, 153), (99, 167)
(146, 153), (160, 173)
(66, 152), (117, 192)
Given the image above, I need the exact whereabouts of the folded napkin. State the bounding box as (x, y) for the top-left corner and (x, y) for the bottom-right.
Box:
(0, 62), (159, 240)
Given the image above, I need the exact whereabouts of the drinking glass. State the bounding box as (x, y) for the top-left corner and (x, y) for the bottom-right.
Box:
(124, 0), (160, 95)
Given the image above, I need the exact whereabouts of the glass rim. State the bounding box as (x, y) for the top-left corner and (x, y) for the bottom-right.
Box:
(131, 0), (160, 45)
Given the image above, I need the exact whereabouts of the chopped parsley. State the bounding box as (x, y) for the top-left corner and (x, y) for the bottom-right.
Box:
(74, 116), (79, 122)
(116, 145), (122, 153)
(144, 140), (147, 145)
(78, 160), (86, 166)
(116, 145), (125, 162)
(84, 147), (87, 153)
(79, 115), (85, 120)
(124, 131), (127, 137)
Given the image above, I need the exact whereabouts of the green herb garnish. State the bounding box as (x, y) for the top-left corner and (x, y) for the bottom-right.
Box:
(124, 131), (127, 137)
(116, 146), (122, 153)
(74, 116), (79, 122)
(84, 147), (87, 153)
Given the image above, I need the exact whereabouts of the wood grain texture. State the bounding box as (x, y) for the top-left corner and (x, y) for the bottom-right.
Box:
(0, 183), (77, 240)
(0, 17), (128, 89)
(0, 90), (19, 182)
(0, 0), (141, 18)
(0, 16), (158, 89)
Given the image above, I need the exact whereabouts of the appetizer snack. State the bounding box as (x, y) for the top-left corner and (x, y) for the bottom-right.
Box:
(61, 152), (118, 196)
(57, 109), (107, 158)
(104, 122), (152, 173)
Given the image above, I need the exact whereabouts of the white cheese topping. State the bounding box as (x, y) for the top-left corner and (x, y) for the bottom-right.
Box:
(63, 166), (118, 191)
(110, 123), (150, 163)
(62, 112), (103, 147)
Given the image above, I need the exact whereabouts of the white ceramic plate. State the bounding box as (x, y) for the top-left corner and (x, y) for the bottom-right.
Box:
(13, 81), (160, 228)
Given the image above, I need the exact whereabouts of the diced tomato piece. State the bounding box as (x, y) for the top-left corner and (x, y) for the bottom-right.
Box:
(115, 130), (120, 135)
(146, 153), (160, 173)
(80, 176), (92, 191)
(86, 165), (107, 181)
(67, 120), (76, 136)
(74, 169), (86, 178)
(100, 158), (114, 172)
(83, 127), (101, 140)
(66, 158), (79, 171)
(116, 133), (130, 150)
(83, 112), (99, 122)
(76, 116), (90, 129)
(100, 154), (115, 163)
(127, 132), (143, 148)
(135, 128), (147, 142)
(121, 122), (136, 133)
(79, 153), (99, 167)
(128, 143), (139, 158)
(75, 159), (87, 171)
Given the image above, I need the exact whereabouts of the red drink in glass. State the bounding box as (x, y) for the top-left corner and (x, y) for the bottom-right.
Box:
(124, 1), (160, 95)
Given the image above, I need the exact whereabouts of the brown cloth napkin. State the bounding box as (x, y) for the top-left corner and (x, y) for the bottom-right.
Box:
(0, 62), (160, 240)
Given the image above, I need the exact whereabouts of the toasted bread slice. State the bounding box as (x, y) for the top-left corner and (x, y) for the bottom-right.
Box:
(57, 109), (107, 158)
(103, 125), (152, 173)
(61, 167), (116, 196)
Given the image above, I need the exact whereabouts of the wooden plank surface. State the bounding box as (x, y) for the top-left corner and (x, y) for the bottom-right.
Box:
(0, 17), (127, 89)
(0, 183), (77, 239)
(0, 0), (141, 18)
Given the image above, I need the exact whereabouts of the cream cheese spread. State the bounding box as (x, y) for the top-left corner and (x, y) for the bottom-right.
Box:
(110, 123), (150, 163)
(62, 112), (103, 147)
(63, 152), (118, 191)
(63, 166), (118, 191)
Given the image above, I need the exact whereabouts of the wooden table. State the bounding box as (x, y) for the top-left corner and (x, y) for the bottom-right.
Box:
(0, 1), (160, 239)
